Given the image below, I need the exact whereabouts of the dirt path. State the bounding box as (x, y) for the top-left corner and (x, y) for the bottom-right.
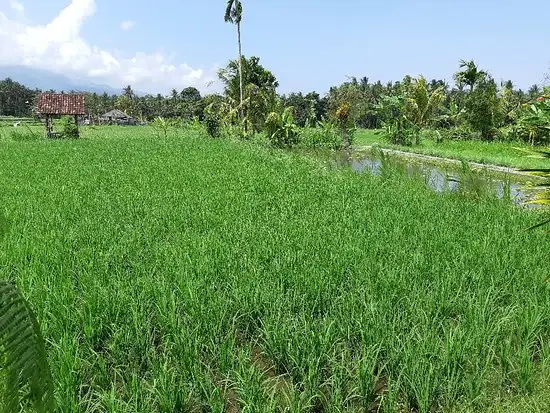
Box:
(356, 145), (544, 180)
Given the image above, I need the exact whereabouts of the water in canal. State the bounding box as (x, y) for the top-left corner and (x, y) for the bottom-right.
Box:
(331, 148), (544, 207)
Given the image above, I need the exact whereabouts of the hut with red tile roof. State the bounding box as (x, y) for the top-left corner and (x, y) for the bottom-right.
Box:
(37, 93), (86, 138)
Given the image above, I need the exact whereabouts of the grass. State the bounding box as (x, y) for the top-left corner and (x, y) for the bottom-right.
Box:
(354, 129), (550, 170)
(0, 126), (550, 412)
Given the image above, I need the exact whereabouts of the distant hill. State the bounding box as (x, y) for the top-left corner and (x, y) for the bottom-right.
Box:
(0, 66), (123, 95)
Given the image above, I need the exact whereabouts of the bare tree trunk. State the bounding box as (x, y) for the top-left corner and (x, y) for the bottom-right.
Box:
(237, 22), (246, 134)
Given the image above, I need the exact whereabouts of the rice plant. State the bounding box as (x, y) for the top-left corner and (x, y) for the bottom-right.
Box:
(0, 127), (549, 412)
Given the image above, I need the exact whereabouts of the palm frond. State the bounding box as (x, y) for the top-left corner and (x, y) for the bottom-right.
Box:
(224, 0), (233, 22)
(224, 0), (242, 24)
(0, 281), (55, 413)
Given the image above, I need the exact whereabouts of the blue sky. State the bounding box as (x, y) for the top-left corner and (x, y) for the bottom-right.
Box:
(0, 0), (548, 95)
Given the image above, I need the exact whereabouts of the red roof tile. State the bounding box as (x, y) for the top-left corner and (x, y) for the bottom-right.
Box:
(37, 93), (86, 115)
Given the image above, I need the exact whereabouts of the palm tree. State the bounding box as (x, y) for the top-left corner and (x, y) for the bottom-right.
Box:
(454, 60), (488, 92)
(224, 0), (244, 127)
(404, 76), (445, 129)
(528, 84), (542, 100)
(218, 56), (279, 132)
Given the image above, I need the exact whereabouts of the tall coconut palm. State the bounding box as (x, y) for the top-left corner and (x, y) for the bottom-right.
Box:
(224, 0), (244, 127)
(218, 56), (279, 132)
(454, 59), (488, 92)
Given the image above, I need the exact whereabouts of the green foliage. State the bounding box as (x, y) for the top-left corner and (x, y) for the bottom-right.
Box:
(298, 119), (344, 150)
(60, 116), (79, 139)
(115, 86), (139, 118)
(335, 102), (357, 148)
(327, 80), (370, 127)
(383, 121), (418, 146)
(500, 82), (522, 125)
(151, 116), (170, 139)
(9, 126), (41, 142)
(519, 149), (550, 229)
(218, 56), (278, 133)
(512, 92), (550, 145)
(419, 128), (443, 144)
(377, 77), (446, 146)
(436, 96), (466, 128)
(0, 78), (37, 117)
(454, 59), (488, 92)
(224, 0), (242, 24)
(204, 111), (221, 138)
(355, 129), (550, 170)
(464, 78), (503, 140)
(453, 161), (492, 200)
(438, 125), (481, 141)
(378, 95), (419, 146)
(0, 211), (9, 240)
(265, 107), (298, 147)
(403, 76), (445, 128)
(280, 92), (326, 127)
(0, 281), (55, 413)
(0, 130), (549, 411)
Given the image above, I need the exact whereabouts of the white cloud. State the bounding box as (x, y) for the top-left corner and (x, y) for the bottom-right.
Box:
(0, 0), (217, 94)
(120, 20), (135, 31)
(10, 0), (23, 14)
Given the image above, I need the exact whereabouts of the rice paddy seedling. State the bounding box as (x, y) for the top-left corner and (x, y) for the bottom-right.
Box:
(0, 126), (549, 412)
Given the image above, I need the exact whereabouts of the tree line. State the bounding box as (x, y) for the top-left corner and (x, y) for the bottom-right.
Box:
(0, 0), (547, 147)
(1, 57), (547, 140)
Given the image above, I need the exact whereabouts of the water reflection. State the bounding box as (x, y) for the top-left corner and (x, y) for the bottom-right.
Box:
(335, 149), (542, 206)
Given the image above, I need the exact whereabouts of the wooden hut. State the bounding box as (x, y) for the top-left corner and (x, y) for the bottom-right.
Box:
(37, 93), (86, 138)
(99, 109), (136, 125)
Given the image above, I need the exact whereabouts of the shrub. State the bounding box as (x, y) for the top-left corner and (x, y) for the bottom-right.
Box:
(438, 125), (481, 141)
(464, 78), (503, 140)
(298, 119), (345, 150)
(265, 107), (299, 148)
(60, 116), (79, 139)
(419, 129), (443, 144)
(382, 121), (419, 146)
(335, 102), (356, 149)
(8, 124), (41, 141)
(188, 117), (203, 132)
(10, 130), (40, 141)
(510, 92), (550, 145)
(378, 95), (420, 146)
(204, 112), (221, 138)
(152, 117), (171, 139)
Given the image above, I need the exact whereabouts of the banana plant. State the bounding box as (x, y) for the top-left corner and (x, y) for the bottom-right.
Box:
(1, 211), (55, 412)
(265, 106), (299, 148)
(1, 281), (55, 413)
(152, 116), (171, 138)
(514, 95), (550, 146)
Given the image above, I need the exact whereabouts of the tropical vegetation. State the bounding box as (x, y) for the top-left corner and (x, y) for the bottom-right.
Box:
(0, 129), (549, 412)
(2, 59), (548, 151)
(0, 1), (549, 411)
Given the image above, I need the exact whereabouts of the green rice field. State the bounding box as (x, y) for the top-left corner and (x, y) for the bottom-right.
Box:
(1, 127), (550, 412)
